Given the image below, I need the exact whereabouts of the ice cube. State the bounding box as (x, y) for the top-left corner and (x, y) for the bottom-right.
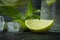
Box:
(7, 22), (20, 32)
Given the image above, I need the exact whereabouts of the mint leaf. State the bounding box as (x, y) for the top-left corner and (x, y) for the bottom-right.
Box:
(25, 0), (36, 19)
(25, 0), (40, 19)
(0, 6), (21, 19)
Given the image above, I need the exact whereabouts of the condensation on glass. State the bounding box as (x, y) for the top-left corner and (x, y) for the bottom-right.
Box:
(41, 0), (57, 32)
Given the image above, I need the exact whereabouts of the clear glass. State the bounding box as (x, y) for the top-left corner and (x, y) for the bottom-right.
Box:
(50, 0), (60, 32)
(41, 0), (56, 20)
(0, 0), (30, 32)
(41, 0), (56, 32)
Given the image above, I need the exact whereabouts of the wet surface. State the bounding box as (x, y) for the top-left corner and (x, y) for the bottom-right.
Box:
(0, 32), (60, 40)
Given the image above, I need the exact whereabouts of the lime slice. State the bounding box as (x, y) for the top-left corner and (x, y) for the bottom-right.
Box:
(25, 19), (54, 32)
(46, 0), (56, 6)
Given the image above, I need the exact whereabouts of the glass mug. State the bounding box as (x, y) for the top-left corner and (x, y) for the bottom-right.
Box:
(50, 0), (60, 32)
(0, 0), (29, 32)
(41, 0), (56, 32)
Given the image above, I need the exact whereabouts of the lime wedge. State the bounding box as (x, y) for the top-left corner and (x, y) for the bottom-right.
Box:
(25, 19), (54, 32)
(46, 0), (56, 6)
